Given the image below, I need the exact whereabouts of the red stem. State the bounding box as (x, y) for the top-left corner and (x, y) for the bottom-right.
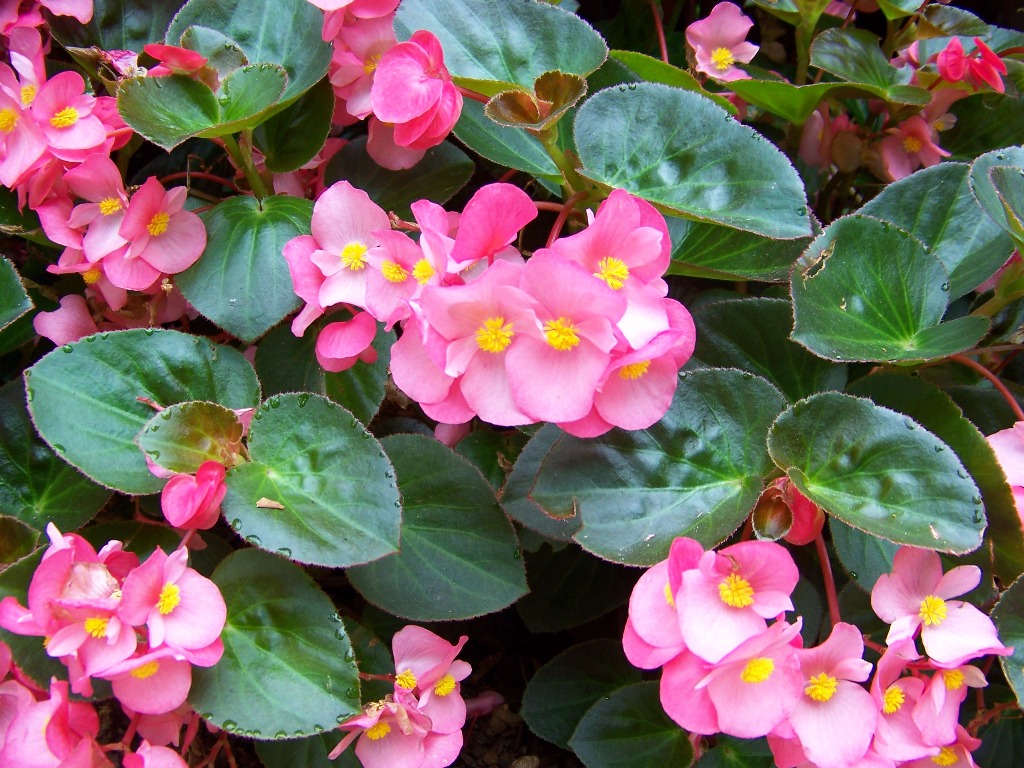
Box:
(649, 0), (670, 64)
(159, 171), (242, 193)
(545, 190), (589, 247)
(455, 85), (489, 104)
(121, 712), (141, 748)
(951, 354), (1024, 421)
(815, 533), (842, 629)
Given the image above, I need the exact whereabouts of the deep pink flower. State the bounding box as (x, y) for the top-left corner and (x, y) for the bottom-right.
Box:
(685, 2), (759, 81)
(123, 740), (190, 768)
(161, 461), (227, 530)
(30, 70), (106, 157)
(448, 183), (537, 267)
(937, 37), (1007, 93)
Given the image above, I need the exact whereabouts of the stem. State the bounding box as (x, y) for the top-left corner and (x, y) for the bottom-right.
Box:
(795, 24), (811, 86)
(537, 126), (586, 197)
(455, 84), (489, 104)
(159, 171), (242, 193)
(950, 354), (1024, 421)
(815, 533), (842, 629)
(649, 0), (670, 64)
(121, 712), (141, 748)
(546, 190), (589, 247)
(222, 133), (269, 199)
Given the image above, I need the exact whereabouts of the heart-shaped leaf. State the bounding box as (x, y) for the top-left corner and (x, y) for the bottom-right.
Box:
(136, 401), (245, 475)
(253, 77), (334, 173)
(810, 28), (929, 105)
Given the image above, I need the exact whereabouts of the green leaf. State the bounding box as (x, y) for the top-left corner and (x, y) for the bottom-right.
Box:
(968, 148), (1024, 240)
(136, 401), (244, 475)
(860, 163), (1016, 298)
(919, 5), (989, 37)
(943, 95), (1024, 161)
(253, 320), (391, 426)
(453, 98), (560, 181)
(323, 137), (474, 219)
(191, 549), (361, 738)
(692, 297), (847, 403)
(992, 572), (1024, 704)
(346, 434), (528, 620)
(990, 164), (1024, 245)
(975, 710), (1024, 768)
(521, 639), (641, 750)
(729, 78), (927, 124)
(0, 516), (38, 564)
(501, 424), (582, 542)
(768, 392), (986, 553)
(394, 0), (608, 87)
(166, 0), (332, 105)
(532, 369), (786, 565)
(0, 256), (31, 333)
(574, 83), (812, 239)
(221, 394), (400, 568)
(254, 77), (334, 173)
(810, 28), (928, 105)
(750, 0), (800, 24)
(876, 0), (924, 19)
(829, 516), (898, 592)
(610, 50), (735, 114)
(117, 65), (287, 150)
(177, 25), (248, 78)
(454, 429), (528, 492)
(176, 195), (310, 343)
(0, 549), (68, 689)
(46, 0), (183, 53)
(0, 379), (111, 532)
(694, 736), (775, 768)
(25, 329), (261, 495)
(665, 216), (809, 282)
(569, 682), (694, 768)
(790, 215), (990, 362)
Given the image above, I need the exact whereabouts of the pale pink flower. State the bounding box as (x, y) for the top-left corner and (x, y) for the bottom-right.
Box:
(685, 2), (759, 82)
(33, 294), (98, 346)
(315, 310), (379, 372)
(391, 625), (471, 734)
(64, 153), (130, 262)
(986, 420), (1024, 526)
(912, 664), (986, 747)
(329, 14), (397, 119)
(903, 724), (981, 768)
(879, 115), (950, 181)
(103, 646), (193, 716)
(30, 70), (107, 158)
(330, 697), (463, 768)
(123, 740), (190, 768)
(161, 461), (228, 530)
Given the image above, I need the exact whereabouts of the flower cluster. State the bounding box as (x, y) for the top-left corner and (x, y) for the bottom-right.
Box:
(625, 537), (1011, 768)
(330, 626), (470, 768)
(0, 525), (226, 723)
(284, 181), (696, 435)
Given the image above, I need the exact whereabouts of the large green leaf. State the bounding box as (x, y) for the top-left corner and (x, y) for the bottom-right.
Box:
(860, 163), (1015, 297)
(221, 394), (400, 568)
(253, 77), (334, 174)
(453, 98), (560, 181)
(191, 549), (361, 738)
(0, 379), (111, 532)
(768, 392), (986, 553)
(992, 572), (1024, 705)
(574, 83), (812, 240)
(136, 401), (244, 475)
(943, 95), (1024, 161)
(25, 329), (261, 495)
(810, 28), (929, 105)
(531, 369), (786, 565)
(694, 736), (775, 768)
(990, 165), (1024, 246)
(166, 0), (331, 105)
(0, 256), (31, 333)
(501, 424), (582, 542)
(346, 434), (527, 620)
(790, 215), (990, 362)
(520, 639), (641, 750)
(176, 195), (310, 343)
(46, 0), (183, 53)
(568, 682), (694, 768)
(394, 0), (607, 87)
(665, 216), (809, 282)
(968, 148), (1024, 235)
(729, 78), (927, 124)
(691, 297), (847, 403)
(323, 137), (474, 219)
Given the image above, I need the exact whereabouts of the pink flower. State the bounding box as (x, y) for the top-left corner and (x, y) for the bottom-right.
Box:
(103, 646), (193, 716)
(123, 740), (190, 768)
(315, 310), (379, 372)
(330, 697), (463, 768)
(987, 420), (1024, 526)
(913, 664), (987, 747)
(879, 115), (950, 181)
(937, 37), (1007, 93)
(30, 70), (107, 158)
(868, 640), (935, 763)
(33, 294), (99, 346)
(871, 546), (1011, 667)
(685, 2), (759, 82)
(160, 461), (228, 530)
(63, 154), (130, 263)
(391, 626), (471, 735)
(903, 724), (981, 768)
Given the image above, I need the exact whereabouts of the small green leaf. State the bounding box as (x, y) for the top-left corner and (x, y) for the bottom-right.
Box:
(453, 98), (560, 181)
(666, 216), (810, 282)
(0, 256), (31, 333)
(768, 392), (986, 553)
(0, 517), (39, 564)
(610, 50), (735, 114)
(254, 77), (334, 173)
(521, 639), (641, 750)
(574, 83), (812, 239)
(810, 28), (928, 105)
(346, 434), (528, 621)
(190, 549), (361, 738)
(136, 401), (244, 475)
(46, 0), (183, 53)
(221, 394), (400, 568)
(992, 572), (1024, 704)
(569, 682), (694, 768)
(176, 195), (311, 343)
(876, 0), (926, 19)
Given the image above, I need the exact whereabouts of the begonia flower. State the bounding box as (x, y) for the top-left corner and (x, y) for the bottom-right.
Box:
(685, 2), (759, 82)
(986, 420), (1024, 526)
(913, 663), (987, 747)
(103, 646), (193, 715)
(123, 740), (190, 768)
(315, 310), (379, 372)
(330, 696), (463, 768)
(867, 640), (934, 763)
(33, 294), (98, 346)
(904, 724), (981, 768)
(879, 115), (949, 182)
(937, 37), (1007, 93)
(161, 461), (228, 530)
(392, 625), (471, 734)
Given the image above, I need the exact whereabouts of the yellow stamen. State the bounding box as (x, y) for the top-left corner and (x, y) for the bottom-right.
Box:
(82, 268), (101, 285)
(395, 669), (417, 690)
(740, 657), (774, 684)
(340, 242), (368, 270)
(412, 258), (435, 284)
(84, 617), (108, 639)
(131, 660), (160, 679)
(919, 595), (947, 626)
(804, 672), (838, 702)
(366, 722), (390, 741)
(20, 85), (35, 107)
(943, 669), (965, 691)
(434, 674), (456, 696)
(931, 746), (958, 766)
(594, 257), (629, 290)
(0, 108), (19, 133)
(711, 47), (736, 71)
(619, 361), (650, 380)
(381, 260), (408, 283)
(476, 316), (514, 353)
(882, 684), (905, 714)
(50, 106), (79, 128)
(543, 317), (579, 351)
(664, 582), (675, 608)
(902, 135), (923, 154)
(363, 53), (382, 75)
(147, 211), (169, 236)
(157, 583), (181, 615)
(718, 573), (755, 608)
(99, 197), (123, 216)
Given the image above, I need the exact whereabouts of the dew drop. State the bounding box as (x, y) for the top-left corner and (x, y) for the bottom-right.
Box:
(223, 720), (238, 732)
(741, 372), (754, 380)
(972, 496), (983, 505)
(275, 731), (287, 739)
(294, 730), (305, 737)
(253, 411), (263, 420)
(328, 612), (341, 623)
(85, 336), (95, 343)
(345, 686), (359, 699)
(61, 344), (73, 353)
(252, 730), (262, 738)
(335, 629), (346, 641)
(244, 534), (262, 546)
(337, 714), (350, 724)
(161, 411), (172, 420)
(849, 571), (859, 580)
(144, 328), (155, 336)
(199, 712), (212, 720)
(626, 82), (636, 90)
(150, 425), (160, 432)
(903, 420), (916, 430)
(940, 282), (950, 292)
(25, 388), (33, 401)
(100, 332), (109, 340)
(956, 469), (968, 479)
(230, 518), (242, 530)
(277, 547), (292, 558)
(269, 397), (281, 409)
(933, 444), (944, 452)
(314, 724), (325, 733)
(343, 649), (355, 662)
(513, 547), (523, 560)
(53, 443), (66, 454)
(297, 393), (311, 407)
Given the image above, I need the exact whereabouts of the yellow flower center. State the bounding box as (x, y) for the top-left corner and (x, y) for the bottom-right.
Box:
(131, 660), (160, 679)
(83, 268), (101, 285)
(919, 595), (947, 626)
(740, 657), (774, 684)
(84, 617), (108, 639)
(719, 573), (755, 608)
(147, 211), (170, 237)
(366, 722), (390, 741)
(157, 583), (181, 615)
(804, 673), (838, 702)
(99, 197), (123, 215)
(395, 669), (417, 690)
(476, 316), (514, 353)
(0, 108), (19, 133)
(412, 258), (435, 284)
(711, 47), (736, 71)
(931, 746), (958, 766)
(50, 106), (79, 128)
(20, 85), (35, 107)
(882, 684), (905, 714)
(341, 242), (368, 270)
(363, 53), (382, 75)
(619, 360), (650, 380)
(594, 257), (629, 290)
(902, 135), (923, 154)
(943, 669), (965, 691)
(434, 674), (456, 696)
(664, 582), (675, 608)
(543, 317), (579, 351)
(381, 260), (409, 283)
